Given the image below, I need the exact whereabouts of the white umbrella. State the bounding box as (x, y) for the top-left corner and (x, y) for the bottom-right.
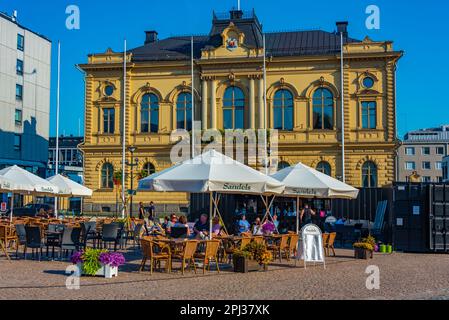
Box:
(271, 162), (359, 233)
(46, 174), (93, 217)
(0, 165), (59, 221)
(47, 174), (92, 197)
(0, 175), (15, 192)
(138, 149), (284, 194)
(138, 150), (285, 238)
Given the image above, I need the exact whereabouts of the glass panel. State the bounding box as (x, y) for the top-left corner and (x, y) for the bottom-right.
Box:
(223, 87), (245, 129)
(223, 109), (233, 130)
(313, 88), (333, 130)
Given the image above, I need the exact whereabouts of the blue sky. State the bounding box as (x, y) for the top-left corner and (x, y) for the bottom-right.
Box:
(1, 0), (447, 138)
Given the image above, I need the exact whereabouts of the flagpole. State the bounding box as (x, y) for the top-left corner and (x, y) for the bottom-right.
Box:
(340, 32), (346, 183)
(121, 39), (127, 219)
(55, 41), (61, 219)
(191, 36), (195, 159)
(263, 34), (268, 175)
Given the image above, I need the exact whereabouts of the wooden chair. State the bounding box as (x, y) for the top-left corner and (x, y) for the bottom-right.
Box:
(267, 234), (290, 263)
(171, 240), (199, 275)
(139, 239), (171, 275)
(287, 234), (299, 261)
(194, 240), (220, 274)
(0, 226), (13, 260)
(322, 233), (330, 256)
(326, 232), (337, 257)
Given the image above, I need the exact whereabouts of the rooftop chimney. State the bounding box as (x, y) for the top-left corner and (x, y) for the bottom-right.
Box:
(336, 21), (348, 38)
(144, 31), (158, 45)
(230, 10), (244, 20)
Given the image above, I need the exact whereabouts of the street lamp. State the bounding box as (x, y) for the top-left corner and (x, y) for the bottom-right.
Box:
(126, 146), (138, 218)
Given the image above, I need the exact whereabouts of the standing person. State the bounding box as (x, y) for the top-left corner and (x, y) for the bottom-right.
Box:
(138, 202), (149, 235)
(300, 203), (316, 226)
(148, 201), (156, 222)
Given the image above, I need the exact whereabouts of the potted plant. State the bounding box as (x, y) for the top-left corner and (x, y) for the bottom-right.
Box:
(113, 170), (122, 186)
(233, 242), (273, 273)
(353, 235), (376, 260)
(71, 248), (125, 278)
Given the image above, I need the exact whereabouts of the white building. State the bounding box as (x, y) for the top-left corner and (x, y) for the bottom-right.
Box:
(0, 11), (51, 177)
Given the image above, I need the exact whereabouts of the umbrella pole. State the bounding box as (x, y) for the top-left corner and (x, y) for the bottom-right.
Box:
(209, 192), (213, 240)
(296, 196), (300, 235)
(10, 193), (14, 223)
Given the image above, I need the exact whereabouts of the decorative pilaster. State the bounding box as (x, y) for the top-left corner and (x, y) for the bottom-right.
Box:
(258, 77), (264, 129)
(210, 79), (217, 129)
(201, 79), (208, 130)
(249, 76), (256, 129)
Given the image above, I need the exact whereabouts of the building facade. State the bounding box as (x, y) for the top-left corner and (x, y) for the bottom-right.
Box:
(47, 135), (84, 183)
(0, 11), (52, 177)
(398, 126), (449, 183)
(79, 9), (402, 214)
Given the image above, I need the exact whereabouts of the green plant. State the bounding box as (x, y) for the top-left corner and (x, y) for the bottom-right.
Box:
(233, 249), (252, 259)
(81, 248), (107, 276)
(113, 170), (122, 186)
(239, 242), (273, 265)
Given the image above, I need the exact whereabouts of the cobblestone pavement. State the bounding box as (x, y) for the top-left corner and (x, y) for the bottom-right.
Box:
(0, 248), (448, 300)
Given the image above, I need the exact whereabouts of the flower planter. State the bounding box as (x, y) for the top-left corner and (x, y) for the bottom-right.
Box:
(77, 263), (119, 278)
(354, 248), (373, 260)
(233, 256), (267, 273)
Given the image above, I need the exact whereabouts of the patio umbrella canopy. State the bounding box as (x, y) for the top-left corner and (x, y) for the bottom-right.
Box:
(46, 174), (93, 197)
(0, 165), (58, 195)
(0, 175), (15, 192)
(271, 163), (359, 199)
(138, 150), (284, 195)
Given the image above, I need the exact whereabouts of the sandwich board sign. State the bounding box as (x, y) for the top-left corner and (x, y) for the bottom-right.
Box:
(297, 224), (326, 269)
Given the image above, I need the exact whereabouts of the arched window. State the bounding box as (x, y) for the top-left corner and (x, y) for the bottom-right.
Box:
(278, 161), (290, 171)
(273, 89), (294, 131)
(362, 161), (378, 188)
(141, 93), (159, 133)
(143, 162), (156, 177)
(176, 92), (192, 131)
(313, 88), (334, 130)
(316, 161), (332, 176)
(101, 163), (114, 189)
(223, 86), (245, 129)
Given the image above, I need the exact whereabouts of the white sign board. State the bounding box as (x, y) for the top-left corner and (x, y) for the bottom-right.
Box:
(297, 224), (325, 269)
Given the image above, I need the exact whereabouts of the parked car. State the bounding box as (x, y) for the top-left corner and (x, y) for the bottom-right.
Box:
(7, 203), (54, 217)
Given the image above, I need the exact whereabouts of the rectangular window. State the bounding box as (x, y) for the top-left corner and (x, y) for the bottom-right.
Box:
(422, 176), (431, 183)
(16, 59), (23, 76)
(422, 147), (430, 155)
(103, 108), (115, 134)
(361, 101), (377, 129)
(422, 162), (431, 170)
(16, 84), (23, 100)
(17, 34), (24, 51)
(436, 147), (445, 155)
(405, 147), (415, 156)
(14, 109), (22, 126)
(14, 134), (21, 151)
(436, 162), (443, 170)
(405, 162), (416, 170)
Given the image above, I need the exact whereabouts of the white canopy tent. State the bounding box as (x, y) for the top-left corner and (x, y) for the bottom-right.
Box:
(138, 150), (285, 238)
(271, 162), (359, 233)
(46, 174), (93, 216)
(0, 165), (59, 222)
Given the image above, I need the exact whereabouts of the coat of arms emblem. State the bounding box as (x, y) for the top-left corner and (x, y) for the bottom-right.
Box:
(226, 38), (238, 51)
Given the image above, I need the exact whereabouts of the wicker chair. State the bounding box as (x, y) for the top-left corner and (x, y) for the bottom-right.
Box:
(267, 234), (290, 263)
(252, 236), (265, 245)
(194, 240), (220, 274)
(322, 233), (330, 256)
(139, 239), (171, 274)
(287, 234), (299, 261)
(171, 240), (199, 275)
(325, 232), (337, 257)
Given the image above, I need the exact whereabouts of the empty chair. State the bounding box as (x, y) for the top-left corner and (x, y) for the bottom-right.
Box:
(194, 240), (221, 274)
(267, 235), (290, 263)
(139, 239), (171, 275)
(252, 236), (265, 245)
(125, 223), (143, 248)
(14, 224), (27, 259)
(322, 233), (330, 256)
(59, 227), (82, 259)
(326, 232), (337, 257)
(24, 226), (45, 261)
(171, 240), (199, 275)
(287, 234), (300, 260)
(101, 223), (120, 251)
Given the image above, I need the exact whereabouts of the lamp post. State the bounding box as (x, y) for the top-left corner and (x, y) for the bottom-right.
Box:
(126, 146), (138, 218)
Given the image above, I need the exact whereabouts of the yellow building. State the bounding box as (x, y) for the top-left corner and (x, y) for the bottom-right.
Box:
(79, 9), (402, 214)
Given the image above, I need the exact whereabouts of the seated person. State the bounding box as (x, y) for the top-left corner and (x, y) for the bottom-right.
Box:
(193, 214), (209, 238)
(336, 217), (346, 225)
(252, 217), (263, 235)
(238, 215), (251, 235)
(166, 214), (178, 234)
(212, 216), (224, 237)
(161, 216), (170, 231)
(172, 215), (191, 237)
(272, 214), (280, 229)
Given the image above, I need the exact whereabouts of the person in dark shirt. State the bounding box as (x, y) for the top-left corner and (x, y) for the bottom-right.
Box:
(300, 203), (316, 226)
(193, 214), (209, 239)
(148, 201), (156, 221)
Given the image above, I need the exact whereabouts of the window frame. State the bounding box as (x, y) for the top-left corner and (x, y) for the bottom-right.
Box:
(140, 93), (160, 133)
(102, 108), (115, 134)
(16, 84), (23, 101)
(422, 161), (431, 170)
(316, 161), (332, 176)
(273, 89), (294, 131)
(405, 161), (416, 171)
(312, 88), (334, 130)
(361, 101), (377, 129)
(13, 134), (21, 151)
(405, 147), (415, 156)
(16, 59), (24, 76)
(422, 147), (431, 156)
(362, 161), (378, 188)
(17, 34), (24, 51)
(101, 163), (114, 189)
(176, 92), (193, 131)
(15, 109), (22, 126)
(223, 86), (245, 130)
